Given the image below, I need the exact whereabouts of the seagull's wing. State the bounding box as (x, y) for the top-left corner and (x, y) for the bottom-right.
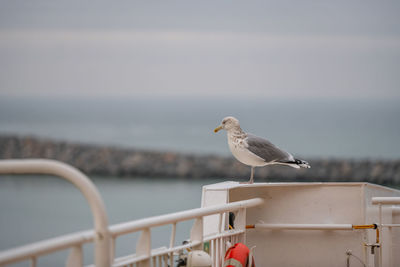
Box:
(245, 133), (294, 163)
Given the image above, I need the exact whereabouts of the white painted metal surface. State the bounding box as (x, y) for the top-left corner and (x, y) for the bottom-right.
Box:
(202, 181), (400, 267)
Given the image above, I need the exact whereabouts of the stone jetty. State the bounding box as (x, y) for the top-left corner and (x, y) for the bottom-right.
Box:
(0, 135), (399, 185)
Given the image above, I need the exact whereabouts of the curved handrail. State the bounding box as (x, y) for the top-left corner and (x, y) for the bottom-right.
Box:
(0, 159), (111, 267)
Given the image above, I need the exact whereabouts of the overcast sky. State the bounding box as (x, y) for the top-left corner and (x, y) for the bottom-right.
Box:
(1, 1), (399, 100)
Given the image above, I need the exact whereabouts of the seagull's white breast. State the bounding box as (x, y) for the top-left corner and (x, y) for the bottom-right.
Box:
(227, 134), (267, 167)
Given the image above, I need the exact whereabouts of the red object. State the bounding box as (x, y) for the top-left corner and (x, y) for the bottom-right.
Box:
(223, 243), (255, 267)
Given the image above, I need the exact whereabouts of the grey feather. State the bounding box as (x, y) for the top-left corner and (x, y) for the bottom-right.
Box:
(245, 133), (293, 163)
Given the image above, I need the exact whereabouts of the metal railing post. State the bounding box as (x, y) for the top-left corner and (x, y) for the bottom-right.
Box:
(0, 159), (111, 267)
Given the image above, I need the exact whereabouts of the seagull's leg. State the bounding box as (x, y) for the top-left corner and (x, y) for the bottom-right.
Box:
(249, 166), (254, 184)
(239, 166), (255, 184)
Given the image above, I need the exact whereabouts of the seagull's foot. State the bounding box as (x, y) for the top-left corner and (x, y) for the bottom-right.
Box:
(240, 177), (254, 184)
(241, 167), (255, 184)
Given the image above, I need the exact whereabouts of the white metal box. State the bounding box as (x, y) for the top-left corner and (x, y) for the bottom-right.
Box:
(202, 182), (400, 267)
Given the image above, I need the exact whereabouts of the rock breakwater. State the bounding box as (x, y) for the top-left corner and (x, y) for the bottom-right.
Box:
(0, 135), (399, 185)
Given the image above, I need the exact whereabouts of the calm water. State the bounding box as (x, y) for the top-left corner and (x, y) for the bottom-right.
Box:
(0, 175), (221, 266)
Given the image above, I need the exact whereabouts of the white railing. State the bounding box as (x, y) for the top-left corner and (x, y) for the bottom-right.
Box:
(372, 197), (400, 229)
(371, 196), (400, 267)
(0, 159), (111, 267)
(108, 197), (263, 267)
(0, 159), (264, 267)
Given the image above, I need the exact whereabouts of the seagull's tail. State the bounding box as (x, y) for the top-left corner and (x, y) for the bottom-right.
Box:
(294, 158), (311, 168)
(277, 158), (311, 169)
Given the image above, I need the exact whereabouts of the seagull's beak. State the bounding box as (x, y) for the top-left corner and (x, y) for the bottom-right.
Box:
(214, 125), (223, 133)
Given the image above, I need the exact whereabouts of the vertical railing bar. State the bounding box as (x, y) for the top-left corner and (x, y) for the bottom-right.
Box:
(223, 236), (226, 259)
(170, 223), (176, 249)
(379, 203), (382, 267)
(30, 256), (37, 267)
(220, 237), (222, 267)
(66, 244), (83, 267)
(190, 217), (204, 250)
(219, 236), (223, 267)
(111, 236), (116, 264)
(388, 225), (393, 267)
(221, 237), (226, 265)
(219, 237), (225, 266)
(163, 255), (168, 267)
(136, 228), (151, 267)
(216, 238), (219, 267)
(217, 237), (221, 267)
(220, 237), (223, 267)
(169, 252), (173, 267)
(218, 213), (223, 233)
(212, 239), (216, 267)
(216, 238), (218, 267)
(379, 203), (382, 227)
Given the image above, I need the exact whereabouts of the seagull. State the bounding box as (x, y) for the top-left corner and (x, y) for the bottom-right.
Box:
(214, 116), (310, 183)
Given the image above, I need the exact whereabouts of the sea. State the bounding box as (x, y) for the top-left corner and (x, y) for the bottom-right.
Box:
(0, 96), (399, 266)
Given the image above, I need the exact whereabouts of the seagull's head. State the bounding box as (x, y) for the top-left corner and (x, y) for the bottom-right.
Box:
(214, 116), (240, 133)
